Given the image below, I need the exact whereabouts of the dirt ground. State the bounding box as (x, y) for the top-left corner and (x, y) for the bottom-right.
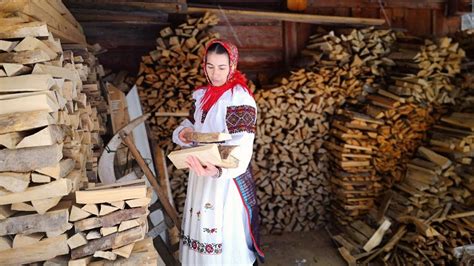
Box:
(261, 230), (345, 266)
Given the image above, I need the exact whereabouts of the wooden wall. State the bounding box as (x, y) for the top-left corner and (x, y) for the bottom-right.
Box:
(64, 0), (470, 81)
(306, 0), (470, 36)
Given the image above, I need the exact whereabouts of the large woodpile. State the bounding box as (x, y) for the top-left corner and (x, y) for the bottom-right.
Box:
(328, 112), (474, 265)
(252, 28), (397, 233)
(0, 18), (93, 265)
(387, 35), (465, 105)
(67, 180), (158, 264)
(253, 69), (345, 233)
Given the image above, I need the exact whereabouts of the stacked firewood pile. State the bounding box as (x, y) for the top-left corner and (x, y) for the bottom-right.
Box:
(253, 69), (345, 233)
(62, 44), (109, 182)
(0, 17), (99, 265)
(252, 28), (398, 233)
(325, 108), (383, 224)
(387, 35), (465, 105)
(363, 91), (435, 184)
(67, 180), (156, 264)
(302, 27), (397, 99)
(136, 12), (219, 149)
(328, 112), (474, 265)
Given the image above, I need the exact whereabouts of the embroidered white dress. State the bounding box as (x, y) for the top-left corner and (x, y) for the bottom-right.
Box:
(172, 85), (257, 265)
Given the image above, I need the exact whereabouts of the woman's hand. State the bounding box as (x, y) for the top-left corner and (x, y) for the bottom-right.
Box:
(185, 155), (219, 177)
(178, 127), (194, 144)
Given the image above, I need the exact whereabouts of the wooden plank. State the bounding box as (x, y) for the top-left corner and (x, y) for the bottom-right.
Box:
(0, 110), (56, 134)
(32, 63), (81, 82)
(71, 225), (146, 259)
(0, 49), (51, 64)
(101, 226), (118, 237)
(0, 178), (71, 205)
(0, 93), (59, 115)
(418, 146), (452, 169)
(75, 185), (147, 204)
(0, 63), (32, 77)
(16, 125), (64, 149)
(74, 207), (147, 232)
(31, 196), (61, 215)
(70, 205), (92, 222)
(12, 233), (43, 248)
(94, 250), (117, 260)
(36, 158), (75, 180)
(0, 208), (69, 236)
(68, 232), (87, 249)
(14, 36), (57, 59)
(0, 40), (17, 52)
(0, 143), (63, 172)
(112, 242), (135, 258)
(0, 131), (24, 149)
(0, 205), (15, 220)
(100, 204), (119, 216)
(0, 74), (55, 92)
(363, 219), (392, 252)
(188, 7), (385, 26)
(82, 204), (99, 216)
(0, 21), (49, 39)
(31, 172), (52, 183)
(0, 234), (68, 264)
(0, 171), (30, 192)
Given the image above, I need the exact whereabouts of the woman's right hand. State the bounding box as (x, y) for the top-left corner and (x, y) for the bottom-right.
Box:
(178, 127), (194, 144)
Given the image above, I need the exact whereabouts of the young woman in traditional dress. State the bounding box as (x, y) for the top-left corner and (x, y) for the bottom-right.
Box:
(172, 39), (264, 265)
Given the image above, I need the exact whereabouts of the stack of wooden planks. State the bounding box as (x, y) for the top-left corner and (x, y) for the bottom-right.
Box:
(136, 12), (219, 149)
(325, 108), (383, 224)
(0, 0), (86, 44)
(68, 179), (154, 264)
(328, 112), (474, 265)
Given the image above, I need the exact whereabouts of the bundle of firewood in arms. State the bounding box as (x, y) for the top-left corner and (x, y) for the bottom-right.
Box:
(387, 35), (465, 105)
(302, 27), (396, 100)
(136, 12), (219, 151)
(328, 112), (474, 265)
(252, 69), (346, 233)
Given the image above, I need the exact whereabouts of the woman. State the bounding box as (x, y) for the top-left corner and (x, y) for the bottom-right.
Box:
(172, 39), (265, 265)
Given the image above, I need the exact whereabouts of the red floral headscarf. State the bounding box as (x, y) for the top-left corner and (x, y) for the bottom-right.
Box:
(196, 39), (253, 112)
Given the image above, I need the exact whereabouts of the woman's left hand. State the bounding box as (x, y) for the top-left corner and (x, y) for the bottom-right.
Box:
(185, 155), (219, 177)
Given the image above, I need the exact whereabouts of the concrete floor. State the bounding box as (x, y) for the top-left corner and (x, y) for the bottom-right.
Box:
(261, 230), (346, 266)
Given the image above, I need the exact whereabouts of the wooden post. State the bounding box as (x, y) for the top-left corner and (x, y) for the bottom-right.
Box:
(120, 132), (181, 231)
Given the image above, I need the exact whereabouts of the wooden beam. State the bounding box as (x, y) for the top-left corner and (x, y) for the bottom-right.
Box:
(0, 21), (49, 39)
(187, 7), (385, 26)
(0, 143), (63, 172)
(0, 178), (71, 205)
(74, 207), (147, 232)
(0, 110), (56, 135)
(75, 185), (147, 204)
(0, 234), (68, 264)
(0, 74), (55, 92)
(0, 208), (69, 236)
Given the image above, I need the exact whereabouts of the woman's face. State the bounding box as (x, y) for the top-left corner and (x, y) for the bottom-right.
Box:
(206, 52), (230, 87)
